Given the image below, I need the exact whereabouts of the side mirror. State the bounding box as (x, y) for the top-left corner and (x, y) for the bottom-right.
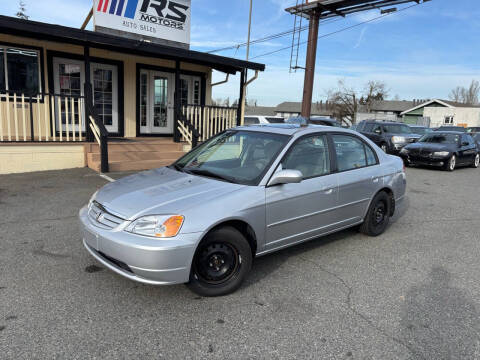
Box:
(268, 169), (303, 187)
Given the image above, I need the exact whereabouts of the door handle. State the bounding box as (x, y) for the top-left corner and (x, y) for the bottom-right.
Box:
(321, 185), (336, 194)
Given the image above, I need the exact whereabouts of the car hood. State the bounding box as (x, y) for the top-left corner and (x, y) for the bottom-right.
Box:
(404, 142), (456, 152)
(398, 133), (421, 140)
(94, 167), (243, 220)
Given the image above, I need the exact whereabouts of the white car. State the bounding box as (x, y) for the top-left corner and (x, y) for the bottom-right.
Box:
(244, 115), (285, 125)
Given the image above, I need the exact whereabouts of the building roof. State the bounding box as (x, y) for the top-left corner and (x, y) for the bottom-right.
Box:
(275, 101), (334, 116)
(245, 106), (277, 116)
(367, 100), (415, 113)
(400, 99), (480, 115)
(0, 16), (265, 74)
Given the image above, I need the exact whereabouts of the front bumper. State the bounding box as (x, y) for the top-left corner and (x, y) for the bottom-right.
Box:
(79, 206), (201, 285)
(401, 154), (447, 168)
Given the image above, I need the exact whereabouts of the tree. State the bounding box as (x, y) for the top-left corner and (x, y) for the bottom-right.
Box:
(16, 1), (29, 20)
(449, 80), (479, 105)
(326, 79), (389, 125)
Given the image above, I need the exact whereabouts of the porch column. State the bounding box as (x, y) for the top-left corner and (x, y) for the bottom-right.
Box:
(173, 60), (181, 142)
(236, 69), (245, 126)
(84, 46), (93, 142)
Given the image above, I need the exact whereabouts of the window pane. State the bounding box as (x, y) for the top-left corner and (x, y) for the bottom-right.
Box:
(7, 48), (39, 94)
(244, 117), (259, 125)
(0, 50), (4, 91)
(333, 135), (368, 172)
(365, 145), (378, 166)
(282, 135), (330, 178)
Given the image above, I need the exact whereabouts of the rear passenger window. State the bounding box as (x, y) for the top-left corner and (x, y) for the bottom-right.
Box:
(332, 135), (372, 171)
(244, 117), (259, 125)
(281, 135), (330, 178)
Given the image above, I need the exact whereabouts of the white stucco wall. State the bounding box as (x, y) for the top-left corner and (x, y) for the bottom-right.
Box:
(424, 107), (480, 128)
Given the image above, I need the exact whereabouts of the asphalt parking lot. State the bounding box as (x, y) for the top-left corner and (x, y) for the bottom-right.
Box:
(1, 166), (479, 359)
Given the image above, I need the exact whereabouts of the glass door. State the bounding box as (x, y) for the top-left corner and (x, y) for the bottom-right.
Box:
(53, 58), (85, 133)
(91, 63), (118, 133)
(140, 70), (174, 134)
(179, 75), (201, 107)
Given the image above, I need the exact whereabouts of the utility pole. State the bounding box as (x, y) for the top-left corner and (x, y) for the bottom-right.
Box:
(240, 0), (253, 125)
(285, 0), (432, 120)
(301, 8), (320, 118)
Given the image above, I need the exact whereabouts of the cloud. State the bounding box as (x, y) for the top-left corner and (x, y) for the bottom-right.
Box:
(353, 27), (367, 49)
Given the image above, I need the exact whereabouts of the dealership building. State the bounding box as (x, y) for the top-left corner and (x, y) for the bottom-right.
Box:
(0, 0), (264, 173)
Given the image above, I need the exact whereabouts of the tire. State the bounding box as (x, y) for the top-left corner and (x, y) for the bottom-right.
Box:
(472, 153), (480, 168)
(359, 191), (391, 236)
(380, 143), (388, 153)
(444, 154), (456, 172)
(187, 226), (252, 297)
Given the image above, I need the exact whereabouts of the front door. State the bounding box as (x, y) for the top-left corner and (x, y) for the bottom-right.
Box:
(140, 70), (174, 135)
(91, 63), (119, 133)
(265, 134), (339, 251)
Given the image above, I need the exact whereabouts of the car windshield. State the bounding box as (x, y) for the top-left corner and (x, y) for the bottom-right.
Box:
(173, 130), (289, 185)
(419, 133), (460, 144)
(383, 124), (412, 134)
(410, 127), (431, 135)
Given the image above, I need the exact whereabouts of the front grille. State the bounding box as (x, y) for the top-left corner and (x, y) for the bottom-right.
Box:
(88, 201), (125, 229)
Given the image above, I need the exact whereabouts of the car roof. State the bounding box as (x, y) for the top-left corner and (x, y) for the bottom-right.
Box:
(429, 131), (464, 135)
(409, 125), (426, 128)
(234, 123), (353, 136)
(363, 120), (406, 125)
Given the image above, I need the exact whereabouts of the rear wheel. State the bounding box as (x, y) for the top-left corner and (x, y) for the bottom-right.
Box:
(472, 153), (480, 168)
(187, 226), (252, 297)
(445, 154), (456, 171)
(359, 191), (391, 236)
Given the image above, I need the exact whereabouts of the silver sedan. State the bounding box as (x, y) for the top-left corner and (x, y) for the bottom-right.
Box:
(80, 124), (406, 296)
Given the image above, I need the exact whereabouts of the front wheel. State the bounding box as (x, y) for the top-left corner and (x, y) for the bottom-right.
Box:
(472, 153), (480, 168)
(187, 226), (252, 297)
(359, 191), (391, 236)
(445, 154), (456, 171)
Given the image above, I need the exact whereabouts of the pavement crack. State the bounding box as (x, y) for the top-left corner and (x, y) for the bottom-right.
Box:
(299, 256), (426, 360)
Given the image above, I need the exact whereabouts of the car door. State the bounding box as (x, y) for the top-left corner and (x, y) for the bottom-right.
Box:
(331, 134), (382, 226)
(265, 134), (339, 251)
(459, 134), (477, 164)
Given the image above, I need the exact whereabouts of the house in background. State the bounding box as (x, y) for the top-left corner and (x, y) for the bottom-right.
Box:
(0, 15), (263, 174)
(356, 100), (415, 122)
(400, 99), (480, 128)
(245, 106), (277, 117)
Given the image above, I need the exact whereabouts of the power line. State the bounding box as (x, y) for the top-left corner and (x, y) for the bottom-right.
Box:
(250, 2), (421, 60)
(207, 17), (341, 54)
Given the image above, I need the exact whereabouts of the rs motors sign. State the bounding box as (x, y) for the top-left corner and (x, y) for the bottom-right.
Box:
(93, 0), (191, 45)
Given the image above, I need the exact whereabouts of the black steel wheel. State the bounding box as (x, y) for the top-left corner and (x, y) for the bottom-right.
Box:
(359, 191), (391, 236)
(187, 226), (252, 297)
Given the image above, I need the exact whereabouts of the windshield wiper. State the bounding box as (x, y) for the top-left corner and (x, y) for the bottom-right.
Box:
(170, 164), (185, 173)
(187, 168), (236, 183)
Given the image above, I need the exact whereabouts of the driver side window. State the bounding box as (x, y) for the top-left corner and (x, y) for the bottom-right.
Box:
(281, 134), (331, 179)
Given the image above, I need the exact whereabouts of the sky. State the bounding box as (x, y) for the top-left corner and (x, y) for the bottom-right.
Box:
(1, 0), (479, 106)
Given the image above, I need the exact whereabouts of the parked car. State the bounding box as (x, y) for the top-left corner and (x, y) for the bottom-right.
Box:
(400, 132), (480, 171)
(244, 115), (285, 125)
(80, 124), (406, 297)
(356, 120), (421, 154)
(434, 126), (467, 132)
(467, 127), (480, 134)
(409, 125), (432, 136)
(308, 116), (342, 127)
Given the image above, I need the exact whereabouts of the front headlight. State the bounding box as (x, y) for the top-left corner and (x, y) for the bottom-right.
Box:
(433, 151), (450, 157)
(391, 136), (406, 143)
(125, 215), (184, 238)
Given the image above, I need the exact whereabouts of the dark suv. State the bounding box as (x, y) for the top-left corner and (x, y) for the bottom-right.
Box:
(357, 120), (421, 154)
